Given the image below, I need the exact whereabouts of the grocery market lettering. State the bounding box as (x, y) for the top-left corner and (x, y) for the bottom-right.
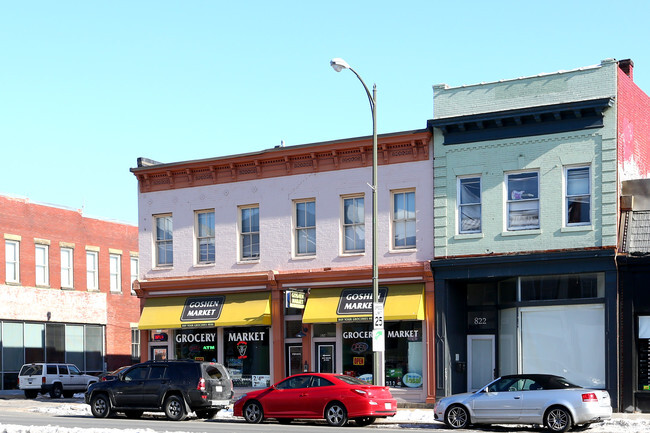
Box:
(175, 333), (216, 343)
(343, 330), (419, 339)
(227, 332), (266, 342)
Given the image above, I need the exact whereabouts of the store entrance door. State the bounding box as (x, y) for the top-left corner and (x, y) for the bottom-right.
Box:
(467, 335), (495, 392)
(286, 344), (303, 376)
(315, 343), (335, 373)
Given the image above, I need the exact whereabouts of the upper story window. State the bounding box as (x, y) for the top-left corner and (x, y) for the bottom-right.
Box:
(506, 171), (539, 231)
(5, 239), (20, 284)
(342, 195), (365, 253)
(60, 247), (74, 289)
(295, 199), (316, 256)
(154, 214), (173, 267)
(35, 244), (49, 287)
(392, 189), (416, 249)
(566, 166), (591, 226)
(109, 254), (121, 293)
(458, 177), (481, 234)
(196, 210), (215, 264)
(86, 250), (99, 291)
(240, 205), (260, 261)
(130, 256), (139, 295)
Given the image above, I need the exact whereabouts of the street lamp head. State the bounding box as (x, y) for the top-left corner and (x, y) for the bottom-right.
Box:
(330, 57), (350, 72)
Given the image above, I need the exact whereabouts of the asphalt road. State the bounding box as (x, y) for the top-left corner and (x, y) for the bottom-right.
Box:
(0, 395), (559, 432)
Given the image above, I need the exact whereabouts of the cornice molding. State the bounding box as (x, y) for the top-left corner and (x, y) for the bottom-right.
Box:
(132, 131), (431, 193)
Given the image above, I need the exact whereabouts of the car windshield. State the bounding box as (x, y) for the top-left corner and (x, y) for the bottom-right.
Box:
(335, 375), (371, 386)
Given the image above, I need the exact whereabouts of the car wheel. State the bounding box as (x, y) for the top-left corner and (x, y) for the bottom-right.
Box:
(50, 384), (63, 399)
(355, 416), (376, 426)
(243, 401), (264, 424)
(196, 409), (218, 419)
(124, 410), (144, 419)
(545, 406), (572, 433)
(90, 394), (111, 418)
(164, 395), (187, 421)
(445, 404), (470, 429)
(325, 402), (348, 427)
(277, 418), (292, 424)
(24, 390), (38, 399)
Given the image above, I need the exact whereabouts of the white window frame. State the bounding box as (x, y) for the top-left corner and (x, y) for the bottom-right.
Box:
(86, 250), (99, 291)
(391, 189), (416, 250)
(109, 253), (121, 293)
(458, 176), (482, 234)
(341, 195), (365, 254)
(130, 256), (139, 295)
(195, 209), (216, 264)
(565, 165), (591, 226)
(5, 240), (20, 283)
(154, 214), (173, 267)
(60, 247), (74, 289)
(239, 205), (260, 261)
(506, 171), (540, 231)
(294, 199), (316, 257)
(35, 244), (49, 287)
(131, 327), (141, 361)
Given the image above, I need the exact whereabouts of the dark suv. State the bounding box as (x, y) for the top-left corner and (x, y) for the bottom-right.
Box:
(85, 360), (232, 421)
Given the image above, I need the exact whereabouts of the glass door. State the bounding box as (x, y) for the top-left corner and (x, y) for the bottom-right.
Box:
(286, 344), (303, 376)
(315, 343), (335, 373)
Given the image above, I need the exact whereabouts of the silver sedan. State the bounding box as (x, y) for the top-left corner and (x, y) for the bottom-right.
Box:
(433, 374), (612, 432)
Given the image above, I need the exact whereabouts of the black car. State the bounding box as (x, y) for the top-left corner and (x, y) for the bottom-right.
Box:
(85, 360), (233, 421)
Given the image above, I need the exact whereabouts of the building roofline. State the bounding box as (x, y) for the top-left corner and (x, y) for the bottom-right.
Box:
(130, 128), (430, 174)
(432, 59), (615, 92)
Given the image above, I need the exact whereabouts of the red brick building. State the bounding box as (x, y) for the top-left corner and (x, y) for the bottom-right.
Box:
(0, 194), (140, 389)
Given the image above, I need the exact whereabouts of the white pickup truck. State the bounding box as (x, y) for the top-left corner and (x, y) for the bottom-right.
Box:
(18, 363), (98, 398)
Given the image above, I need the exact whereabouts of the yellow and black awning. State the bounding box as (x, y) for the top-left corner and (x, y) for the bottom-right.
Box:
(302, 284), (424, 323)
(138, 292), (271, 330)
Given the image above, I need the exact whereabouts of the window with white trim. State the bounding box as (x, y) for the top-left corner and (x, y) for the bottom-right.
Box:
(458, 177), (481, 233)
(130, 256), (139, 295)
(342, 195), (365, 253)
(5, 240), (20, 283)
(109, 254), (121, 292)
(60, 247), (74, 288)
(566, 166), (591, 225)
(295, 199), (316, 256)
(506, 172), (539, 230)
(131, 327), (141, 362)
(154, 214), (173, 267)
(35, 244), (49, 286)
(86, 250), (98, 290)
(240, 205), (260, 261)
(196, 210), (215, 264)
(392, 190), (416, 249)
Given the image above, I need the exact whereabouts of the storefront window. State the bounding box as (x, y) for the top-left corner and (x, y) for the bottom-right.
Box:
(174, 329), (218, 362)
(313, 323), (336, 338)
(342, 321), (423, 388)
(223, 326), (270, 388)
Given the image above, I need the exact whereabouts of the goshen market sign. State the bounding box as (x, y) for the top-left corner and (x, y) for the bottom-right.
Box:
(336, 287), (388, 321)
(180, 296), (225, 322)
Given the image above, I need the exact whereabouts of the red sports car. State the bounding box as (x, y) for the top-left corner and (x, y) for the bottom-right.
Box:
(233, 373), (397, 426)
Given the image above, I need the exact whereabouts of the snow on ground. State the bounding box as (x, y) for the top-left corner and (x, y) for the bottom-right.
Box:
(0, 398), (645, 432)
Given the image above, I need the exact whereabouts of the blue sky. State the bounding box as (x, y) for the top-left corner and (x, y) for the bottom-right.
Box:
(2, 1), (649, 225)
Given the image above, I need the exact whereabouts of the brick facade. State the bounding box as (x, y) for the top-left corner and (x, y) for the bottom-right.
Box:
(618, 62), (650, 181)
(0, 194), (140, 372)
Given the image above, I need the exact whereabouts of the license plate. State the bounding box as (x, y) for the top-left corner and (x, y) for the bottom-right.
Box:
(385, 402), (392, 409)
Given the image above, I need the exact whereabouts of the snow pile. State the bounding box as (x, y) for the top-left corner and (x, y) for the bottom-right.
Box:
(0, 426), (187, 433)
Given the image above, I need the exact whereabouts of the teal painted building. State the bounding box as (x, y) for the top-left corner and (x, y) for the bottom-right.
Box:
(428, 59), (646, 410)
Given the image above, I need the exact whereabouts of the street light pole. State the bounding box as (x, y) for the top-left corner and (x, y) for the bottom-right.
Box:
(330, 58), (384, 386)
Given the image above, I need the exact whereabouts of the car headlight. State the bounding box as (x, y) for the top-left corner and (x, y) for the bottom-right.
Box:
(236, 394), (247, 402)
